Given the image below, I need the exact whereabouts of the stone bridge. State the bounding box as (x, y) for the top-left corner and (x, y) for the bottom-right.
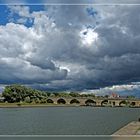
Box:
(46, 97), (140, 107)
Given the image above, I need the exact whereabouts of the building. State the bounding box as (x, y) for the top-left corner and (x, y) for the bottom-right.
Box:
(109, 93), (120, 98)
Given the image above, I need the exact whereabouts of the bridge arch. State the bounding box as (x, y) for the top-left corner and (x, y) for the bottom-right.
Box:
(130, 101), (136, 107)
(119, 100), (128, 107)
(47, 99), (54, 104)
(101, 100), (108, 106)
(57, 98), (66, 104)
(85, 99), (96, 106)
(70, 99), (80, 104)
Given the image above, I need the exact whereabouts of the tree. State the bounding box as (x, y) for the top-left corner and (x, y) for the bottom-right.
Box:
(104, 95), (109, 98)
(69, 92), (80, 97)
(2, 84), (48, 103)
(24, 96), (31, 103)
(40, 98), (47, 104)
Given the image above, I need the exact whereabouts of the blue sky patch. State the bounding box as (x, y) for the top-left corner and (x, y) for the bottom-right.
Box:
(0, 5), (45, 27)
(0, 5), (10, 25)
(86, 7), (98, 17)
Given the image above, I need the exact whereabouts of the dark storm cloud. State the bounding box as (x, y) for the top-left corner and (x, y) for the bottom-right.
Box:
(43, 5), (140, 90)
(45, 5), (98, 28)
(29, 58), (56, 70)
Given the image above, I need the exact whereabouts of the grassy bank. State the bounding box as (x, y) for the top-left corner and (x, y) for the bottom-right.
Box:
(0, 103), (139, 108)
(0, 103), (82, 108)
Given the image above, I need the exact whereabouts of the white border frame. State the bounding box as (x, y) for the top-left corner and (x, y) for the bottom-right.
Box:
(0, 1), (140, 137)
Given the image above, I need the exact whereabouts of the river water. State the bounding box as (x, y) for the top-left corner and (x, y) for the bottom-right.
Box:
(0, 107), (140, 135)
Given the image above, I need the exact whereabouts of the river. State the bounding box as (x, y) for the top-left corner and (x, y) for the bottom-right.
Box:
(0, 107), (140, 135)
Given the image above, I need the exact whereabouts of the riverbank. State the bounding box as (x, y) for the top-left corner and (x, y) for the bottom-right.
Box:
(112, 121), (140, 135)
(0, 103), (140, 108)
(0, 103), (83, 108)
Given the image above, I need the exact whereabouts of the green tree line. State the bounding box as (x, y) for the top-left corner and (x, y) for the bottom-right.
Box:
(2, 84), (95, 103)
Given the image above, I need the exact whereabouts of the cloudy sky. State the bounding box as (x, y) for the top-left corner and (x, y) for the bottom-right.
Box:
(0, 0), (140, 96)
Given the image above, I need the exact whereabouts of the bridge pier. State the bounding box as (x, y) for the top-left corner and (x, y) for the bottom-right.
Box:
(96, 100), (102, 106)
(114, 100), (120, 107)
(135, 101), (140, 107)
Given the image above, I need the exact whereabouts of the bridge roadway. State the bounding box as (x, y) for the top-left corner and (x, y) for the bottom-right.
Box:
(46, 97), (140, 107)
